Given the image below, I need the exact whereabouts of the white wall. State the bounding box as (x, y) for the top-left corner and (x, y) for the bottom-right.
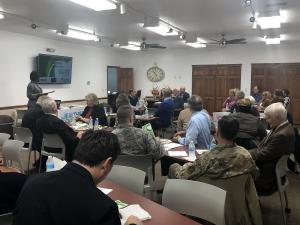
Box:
(126, 43), (300, 97)
(0, 30), (128, 107)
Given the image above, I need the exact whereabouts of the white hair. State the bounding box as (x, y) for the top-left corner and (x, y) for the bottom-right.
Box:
(40, 97), (57, 114)
(247, 96), (256, 105)
(264, 102), (287, 121)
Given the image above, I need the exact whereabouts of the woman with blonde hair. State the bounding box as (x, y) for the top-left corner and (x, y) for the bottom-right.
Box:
(76, 93), (108, 126)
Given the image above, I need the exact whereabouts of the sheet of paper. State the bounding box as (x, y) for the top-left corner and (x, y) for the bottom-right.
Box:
(168, 151), (187, 157)
(120, 204), (151, 224)
(196, 149), (209, 155)
(97, 187), (113, 195)
(164, 143), (183, 151)
(183, 155), (197, 162)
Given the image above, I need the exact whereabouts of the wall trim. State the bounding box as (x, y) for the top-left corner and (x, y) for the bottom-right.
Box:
(0, 97), (107, 110)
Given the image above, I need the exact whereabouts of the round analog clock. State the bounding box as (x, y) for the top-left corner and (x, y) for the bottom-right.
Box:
(147, 66), (165, 82)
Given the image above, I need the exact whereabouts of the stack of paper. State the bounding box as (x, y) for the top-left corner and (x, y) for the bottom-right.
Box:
(164, 143), (183, 151)
(168, 151), (187, 157)
(120, 204), (151, 224)
(97, 187), (113, 195)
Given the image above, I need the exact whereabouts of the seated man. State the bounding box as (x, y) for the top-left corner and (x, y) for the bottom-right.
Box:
(249, 102), (295, 195)
(151, 88), (174, 129)
(128, 89), (138, 107)
(13, 130), (143, 225)
(174, 95), (211, 149)
(36, 97), (82, 163)
(177, 104), (192, 132)
(172, 88), (184, 109)
(21, 95), (49, 151)
(0, 166), (26, 215)
(170, 115), (256, 179)
(113, 105), (164, 160)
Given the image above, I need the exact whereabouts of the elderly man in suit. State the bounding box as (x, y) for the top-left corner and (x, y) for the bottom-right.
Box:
(249, 102), (295, 195)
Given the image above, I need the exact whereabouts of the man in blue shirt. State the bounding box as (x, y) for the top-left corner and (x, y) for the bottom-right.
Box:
(251, 85), (262, 103)
(174, 95), (212, 149)
(151, 88), (174, 129)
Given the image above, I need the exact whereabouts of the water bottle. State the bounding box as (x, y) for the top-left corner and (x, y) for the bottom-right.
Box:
(104, 107), (107, 116)
(88, 116), (94, 130)
(46, 156), (55, 172)
(144, 107), (149, 118)
(188, 140), (196, 157)
(94, 118), (99, 130)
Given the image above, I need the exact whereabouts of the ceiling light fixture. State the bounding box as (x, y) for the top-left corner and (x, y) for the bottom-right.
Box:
(68, 0), (117, 11)
(120, 41), (140, 51)
(257, 11), (281, 29)
(57, 26), (100, 41)
(0, 13), (4, 19)
(186, 42), (206, 48)
(264, 35), (281, 45)
(144, 22), (179, 36)
(120, 3), (127, 14)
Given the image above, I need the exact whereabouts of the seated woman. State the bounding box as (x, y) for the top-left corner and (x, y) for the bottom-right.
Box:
(258, 91), (272, 111)
(0, 166), (26, 214)
(232, 98), (267, 149)
(222, 89), (236, 111)
(77, 93), (108, 126)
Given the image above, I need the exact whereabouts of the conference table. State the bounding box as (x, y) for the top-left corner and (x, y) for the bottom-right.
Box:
(99, 180), (202, 225)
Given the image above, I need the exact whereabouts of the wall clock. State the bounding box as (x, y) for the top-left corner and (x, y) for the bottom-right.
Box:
(147, 65), (165, 82)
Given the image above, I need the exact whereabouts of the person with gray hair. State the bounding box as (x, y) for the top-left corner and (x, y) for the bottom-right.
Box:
(36, 97), (82, 171)
(77, 93), (108, 126)
(112, 105), (164, 160)
(249, 102), (295, 195)
(174, 95), (212, 149)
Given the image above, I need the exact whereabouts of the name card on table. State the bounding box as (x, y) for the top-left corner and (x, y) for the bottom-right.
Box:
(168, 151), (188, 157)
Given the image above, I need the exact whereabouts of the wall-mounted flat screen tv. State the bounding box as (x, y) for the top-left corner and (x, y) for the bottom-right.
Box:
(37, 54), (72, 84)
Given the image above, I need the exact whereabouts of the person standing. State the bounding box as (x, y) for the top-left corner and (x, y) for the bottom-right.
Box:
(27, 71), (43, 108)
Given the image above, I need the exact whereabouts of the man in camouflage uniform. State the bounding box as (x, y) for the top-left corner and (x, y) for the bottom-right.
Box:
(169, 115), (256, 179)
(112, 105), (164, 160)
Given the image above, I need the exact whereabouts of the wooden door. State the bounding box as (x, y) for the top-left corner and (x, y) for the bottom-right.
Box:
(118, 68), (134, 93)
(192, 64), (241, 114)
(251, 63), (300, 124)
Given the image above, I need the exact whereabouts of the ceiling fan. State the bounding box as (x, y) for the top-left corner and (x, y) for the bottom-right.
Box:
(205, 34), (247, 47)
(133, 38), (166, 50)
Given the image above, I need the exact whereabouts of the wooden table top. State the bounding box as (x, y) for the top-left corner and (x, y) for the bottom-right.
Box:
(99, 180), (202, 225)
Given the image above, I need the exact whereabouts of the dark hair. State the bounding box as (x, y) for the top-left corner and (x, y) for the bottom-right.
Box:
(116, 93), (130, 109)
(136, 90), (141, 99)
(218, 115), (239, 140)
(117, 105), (133, 124)
(188, 95), (203, 111)
(282, 89), (290, 97)
(163, 88), (172, 98)
(128, 89), (133, 94)
(30, 71), (40, 82)
(274, 89), (284, 97)
(73, 130), (121, 167)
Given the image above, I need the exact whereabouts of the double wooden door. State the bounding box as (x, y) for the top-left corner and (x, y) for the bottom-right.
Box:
(192, 64), (241, 113)
(251, 63), (300, 124)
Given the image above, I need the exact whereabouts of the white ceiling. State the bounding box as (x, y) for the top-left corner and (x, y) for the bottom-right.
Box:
(0, 0), (300, 49)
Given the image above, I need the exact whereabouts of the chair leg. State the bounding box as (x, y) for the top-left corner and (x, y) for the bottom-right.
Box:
(284, 191), (291, 213)
(27, 150), (31, 175)
(279, 191), (287, 225)
(38, 155), (42, 173)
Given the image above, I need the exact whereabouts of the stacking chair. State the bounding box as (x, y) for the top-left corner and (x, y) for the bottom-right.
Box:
(13, 126), (35, 174)
(15, 109), (26, 127)
(39, 134), (65, 173)
(162, 179), (226, 225)
(275, 155), (291, 225)
(2, 140), (25, 173)
(114, 154), (154, 191)
(0, 133), (10, 165)
(0, 212), (13, 225)
(107, 165), (146, 195)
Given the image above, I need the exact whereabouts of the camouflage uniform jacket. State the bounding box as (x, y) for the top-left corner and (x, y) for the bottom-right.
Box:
(112, 123), (164, 160)
(169, 143), (256, 180)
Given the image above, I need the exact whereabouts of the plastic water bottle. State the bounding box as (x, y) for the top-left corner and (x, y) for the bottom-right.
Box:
(144, 107), (149, 118)
(94, 118), (99, 130)
(188, 140), (196, 157)
(104, 107), (107, 116)
(46, 156), (55, 172)
(88, 116), (94, 130)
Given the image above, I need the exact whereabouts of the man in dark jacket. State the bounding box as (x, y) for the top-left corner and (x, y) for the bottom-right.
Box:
(249, 103), (295, 195)
(13, 130), (143, 225)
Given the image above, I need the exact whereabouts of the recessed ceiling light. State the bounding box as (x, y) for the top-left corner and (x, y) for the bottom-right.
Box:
(264, 35), (281, 45)
(68, 0), (117, 11)
(120, 41), (141, 51)
(144, 23), (179, 36)
(57, 26), (100, 41)
(186, 42), (206, 48)
(0, 13), (4, 19)
(256, 11), (286, 29)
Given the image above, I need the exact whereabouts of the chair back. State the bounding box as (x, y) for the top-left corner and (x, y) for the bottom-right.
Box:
(0, 212), (13, 225)
(13, 126), (33, 150)
(41, 134), (66, 159)
(162, 179), (226, 225)
(15, 109), (26, 127)
(114, 154), (154, 189)
(2, 140), (25, 173)
(108, 165), (146, 195)
(213, 112), (230, 126)
(0, 133), (10, 147)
